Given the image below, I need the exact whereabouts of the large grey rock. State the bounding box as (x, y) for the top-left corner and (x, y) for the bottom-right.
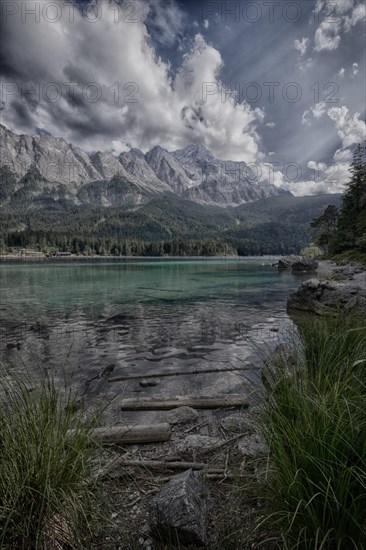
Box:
(237, 434), (269, 459)
(166, 406), (199, 425)
(287, 277), (366, 315)
(277, 255), (302, 269)
(277, 255), (317, 272)
(291, 257), (318, 272)
(220, 414), (255, 434)
(149, 469), (210, 546)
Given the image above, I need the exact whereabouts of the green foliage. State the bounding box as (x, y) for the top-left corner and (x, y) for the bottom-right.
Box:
(0, 189), (341, 256)
(0, 166), (17, 202)
(331, 249), (366, 265)
(260, 314), (366, 548)
(300, 245), (323, 257)
(333, 143), (366, 253)
(0, 373), (97, 549)
(311, 204), (338, 252)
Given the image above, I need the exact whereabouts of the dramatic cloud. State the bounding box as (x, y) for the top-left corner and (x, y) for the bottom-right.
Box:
(314, 20), (341, 51)
(1, 0), (364, 195)
(302, 103), (365, 149)
(327, 106), (366, 148)
(313, 0), (365, 51)
(146, 0), (186, 47)
(0, 0), (262, 162)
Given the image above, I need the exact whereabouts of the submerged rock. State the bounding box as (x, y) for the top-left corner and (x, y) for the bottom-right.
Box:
(149, 469), (210, 546)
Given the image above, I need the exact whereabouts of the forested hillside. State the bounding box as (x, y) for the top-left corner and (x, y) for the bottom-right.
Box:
(0, 193), (341, 256)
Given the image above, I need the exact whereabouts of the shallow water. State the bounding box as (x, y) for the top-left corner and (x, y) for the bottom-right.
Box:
(0, 259), (300, 392)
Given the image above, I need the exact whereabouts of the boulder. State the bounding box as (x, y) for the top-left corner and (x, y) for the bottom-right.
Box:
(276, 255), (317, 272)
(287, 277), (366, 315)
(167, 406), (199, 425)
(291, 257), (318, 273)
(220, 414), (255, 435)
(277, 255), (301, 270)
(237, 434), (269, 459)
(149, 469), (210, 547)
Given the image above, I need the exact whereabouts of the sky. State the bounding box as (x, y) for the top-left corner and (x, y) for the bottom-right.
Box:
(0, 0), (365, 195)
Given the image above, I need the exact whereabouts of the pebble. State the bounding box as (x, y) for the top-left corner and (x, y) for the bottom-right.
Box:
(139, 379), (159, 387)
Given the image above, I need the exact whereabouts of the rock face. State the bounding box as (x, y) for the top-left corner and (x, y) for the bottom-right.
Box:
(149, 469), (209, 547)
(287, 276), (366, 315)
(277, 255), (318, 272)
(174, 144), (290, 207)
(0, 124), (290, 209)
(145, 146), (193, 194)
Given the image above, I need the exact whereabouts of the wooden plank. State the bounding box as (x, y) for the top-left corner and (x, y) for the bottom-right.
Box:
(109, 366), (250, 383)
(120, 395), (248, 411)
(69, 423), (171, 445)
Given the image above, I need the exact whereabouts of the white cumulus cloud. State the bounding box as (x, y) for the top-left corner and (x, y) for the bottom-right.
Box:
(0, 0), (263, 162)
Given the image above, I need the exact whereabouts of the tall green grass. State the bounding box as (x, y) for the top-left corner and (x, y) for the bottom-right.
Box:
(260, 314), (366, 549)
(0, 372), (97, 549)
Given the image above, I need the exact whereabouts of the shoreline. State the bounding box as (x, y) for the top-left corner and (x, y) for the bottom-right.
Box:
(0, 254), (280, 263)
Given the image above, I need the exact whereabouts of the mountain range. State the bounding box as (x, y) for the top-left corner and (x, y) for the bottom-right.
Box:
(0, 124), (289, 209)
(0, 124), (342, 254)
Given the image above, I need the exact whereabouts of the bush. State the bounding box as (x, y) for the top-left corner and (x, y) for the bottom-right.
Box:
(260, 314), (366, 548)
(0, 373), (98, 549)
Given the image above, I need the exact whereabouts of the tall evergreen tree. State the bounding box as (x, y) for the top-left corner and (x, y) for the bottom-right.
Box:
(333, 143), (366, 252)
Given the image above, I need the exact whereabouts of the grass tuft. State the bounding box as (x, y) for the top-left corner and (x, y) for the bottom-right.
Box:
(0, 371), (98, 549)
(259, 313), (366, 549)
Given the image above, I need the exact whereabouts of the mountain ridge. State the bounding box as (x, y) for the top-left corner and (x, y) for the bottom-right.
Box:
(0, 124), (290, 209)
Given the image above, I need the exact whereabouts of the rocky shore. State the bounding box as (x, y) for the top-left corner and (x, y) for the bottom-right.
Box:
(286, 258), (366, 315)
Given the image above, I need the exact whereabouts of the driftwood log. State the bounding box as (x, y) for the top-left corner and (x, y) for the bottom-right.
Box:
(120, 395), (248, 411)
(109, 366), (251, 383)
(69, 423), (171, 445)
(95, 458), (224, 479)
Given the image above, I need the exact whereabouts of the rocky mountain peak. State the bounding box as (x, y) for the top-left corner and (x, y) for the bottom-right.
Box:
(0, 123), (291, 209)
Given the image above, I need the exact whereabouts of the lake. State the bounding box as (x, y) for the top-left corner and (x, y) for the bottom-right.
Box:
(0, 259), (301, 420)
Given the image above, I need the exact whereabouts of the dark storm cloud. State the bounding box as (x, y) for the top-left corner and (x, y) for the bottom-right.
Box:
(0, 0), (364, 194)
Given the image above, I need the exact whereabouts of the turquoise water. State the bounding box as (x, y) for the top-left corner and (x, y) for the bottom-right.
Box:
(0, 259), (300, 385)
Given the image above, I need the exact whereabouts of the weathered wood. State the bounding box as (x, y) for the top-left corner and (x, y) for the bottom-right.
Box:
(116, 459), (223, 472)
(95, 458), (223, 480)
(109, 366), (250, 383)
(70, 423), (171, 445)
(120, 395), (248, 411)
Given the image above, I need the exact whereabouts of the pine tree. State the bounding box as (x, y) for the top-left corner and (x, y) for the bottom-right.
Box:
(333, 143), (366, 252)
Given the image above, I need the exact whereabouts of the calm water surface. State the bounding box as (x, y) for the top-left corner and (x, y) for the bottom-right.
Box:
(0, 259), (301, 390)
